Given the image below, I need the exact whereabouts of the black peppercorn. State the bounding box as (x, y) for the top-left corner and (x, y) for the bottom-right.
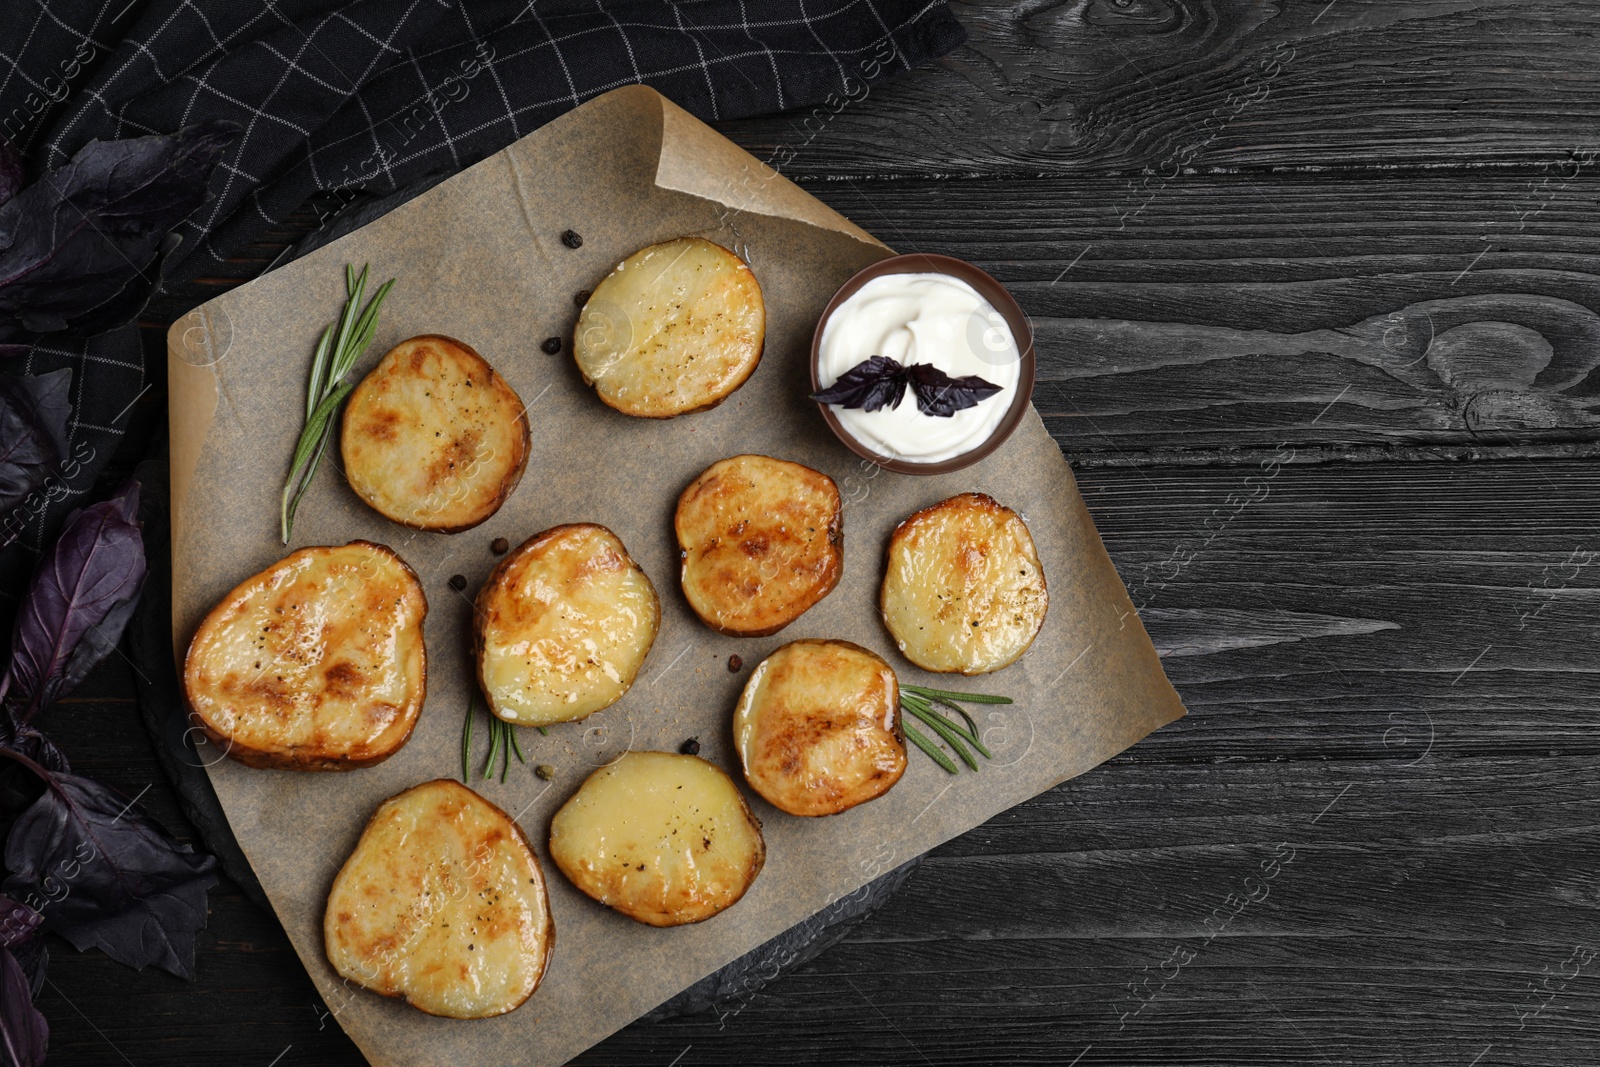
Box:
(448, 574), (467, 592)
(679, 737), (701, 756)
(490, 537), (510, 555)
(727, 654), (743, 672)
(541, 336), (562, 355)
(561, 229), (583, 249)
(574, 289), (591, 307)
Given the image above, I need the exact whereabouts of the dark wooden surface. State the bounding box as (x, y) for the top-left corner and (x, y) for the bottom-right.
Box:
(40, 2), (1600, 1064)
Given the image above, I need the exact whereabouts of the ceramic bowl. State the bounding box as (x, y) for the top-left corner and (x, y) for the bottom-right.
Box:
(809, 253), (1035, 474)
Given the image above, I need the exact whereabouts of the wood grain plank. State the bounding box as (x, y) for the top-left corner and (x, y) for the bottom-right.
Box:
(153, 164), (1600, 466)
(35, 753), (1597, 1067)
(576, 755), (1600, 1066)
(150, 174), (1600, 464)
(799, 172), (1600, 462)
(1080, 458), (1600, 761)
(44, 30), (1600, 1060)
(720, 0), (1600, 177)
(39, 456), (1600, 1064)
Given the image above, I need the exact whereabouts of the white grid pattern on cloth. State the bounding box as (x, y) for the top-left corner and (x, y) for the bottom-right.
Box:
(0, 0), (964, 591)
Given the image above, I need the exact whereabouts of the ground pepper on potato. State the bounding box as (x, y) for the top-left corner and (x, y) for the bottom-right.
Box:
(340, 334), (530, 533)
(182, 540), (427, 770)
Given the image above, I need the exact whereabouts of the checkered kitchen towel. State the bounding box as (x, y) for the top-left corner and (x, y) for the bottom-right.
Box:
(0, 0), (965, 601)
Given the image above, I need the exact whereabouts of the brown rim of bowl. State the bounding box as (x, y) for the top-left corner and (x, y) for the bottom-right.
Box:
(809, 252), (1036, 476)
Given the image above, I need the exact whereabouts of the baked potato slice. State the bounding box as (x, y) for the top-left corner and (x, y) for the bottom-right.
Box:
(734, 640), (905, 817)
(324, 779), (554, 1019)
(341, 334), (530, 532)
(549, 752), (765, 927)
(676, 454), (843, 637)
(881, 493), (1048, 675)
(573, 237), (764, 418)
(183, 541), (426, 770)
(475, 523), (659, 727)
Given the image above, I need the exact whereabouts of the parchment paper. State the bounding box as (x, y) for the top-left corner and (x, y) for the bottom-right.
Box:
(166, 85), (1185, 1067)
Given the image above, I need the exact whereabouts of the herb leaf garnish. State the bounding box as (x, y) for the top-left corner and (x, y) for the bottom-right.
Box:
(0, 478), (219, 984)
(899, 684), (1012, 774)
(281, 264), (393, 543)
(0, 370), (72, 520)
(0, 758), (218, 979)
(3, 480), (145, 723)
(812, 355), (908, 413)
(0, 893), (47, 1067)
(461, 691), (529, 784)
(0, 120), (237, 344)
(812, 355), (1002, 418)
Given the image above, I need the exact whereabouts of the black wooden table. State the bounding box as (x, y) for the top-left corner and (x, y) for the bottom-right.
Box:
(43, 3), (1600, 1064)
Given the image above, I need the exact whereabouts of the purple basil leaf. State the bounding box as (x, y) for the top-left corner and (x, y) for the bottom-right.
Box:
(0, 894), (46, 1066)
(0, 896), (47, 994)
(0, 723), (65, 776)
(56, 587), (143, 709)
(906, 363), (1003, 417)
(61, 232), (183, 340)
(0, 894), (45, 997)
(1, 770), (217, 979)
(0, 370), (71, 515)
(0, 120), (237, 342)
(810, 354), (909, 412)
(0, 138), (20, 209)
(0, 897), (41, 951)
(0, 947), (46, 1067)
(5, 480), (145, 720)
(8, 939), (45, 1002)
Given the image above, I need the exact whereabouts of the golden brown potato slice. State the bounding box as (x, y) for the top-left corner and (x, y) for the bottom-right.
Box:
(733, 640), (905, 817)
(676, 454), (842, 637)
(324, 779), (554, 1019)
(549, 752), (765, 927)
(341, 334), (529, 532)
(183, 541), (426, 770)
(573, 237), (764, 418)
(881, 493), (1048, 675)
(475, 523), (659, 727)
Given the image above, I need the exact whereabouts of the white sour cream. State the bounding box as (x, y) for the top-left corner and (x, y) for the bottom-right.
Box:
(817, 272), (1020, 463)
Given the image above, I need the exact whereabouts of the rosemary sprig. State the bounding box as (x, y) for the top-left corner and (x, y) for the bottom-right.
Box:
(903, 723), (958, 773)
(280, 263), (395, 543)
(904, 699), (979, 770)
(903, 684), (1013, 705)
(483, 710), (503, 780)
(460, 692), (529, 784)
(460, 692), (474, 783)
(907, 692), (992, 758)
(903, 692), (992, 760)
(900, 684), (1010, 774)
